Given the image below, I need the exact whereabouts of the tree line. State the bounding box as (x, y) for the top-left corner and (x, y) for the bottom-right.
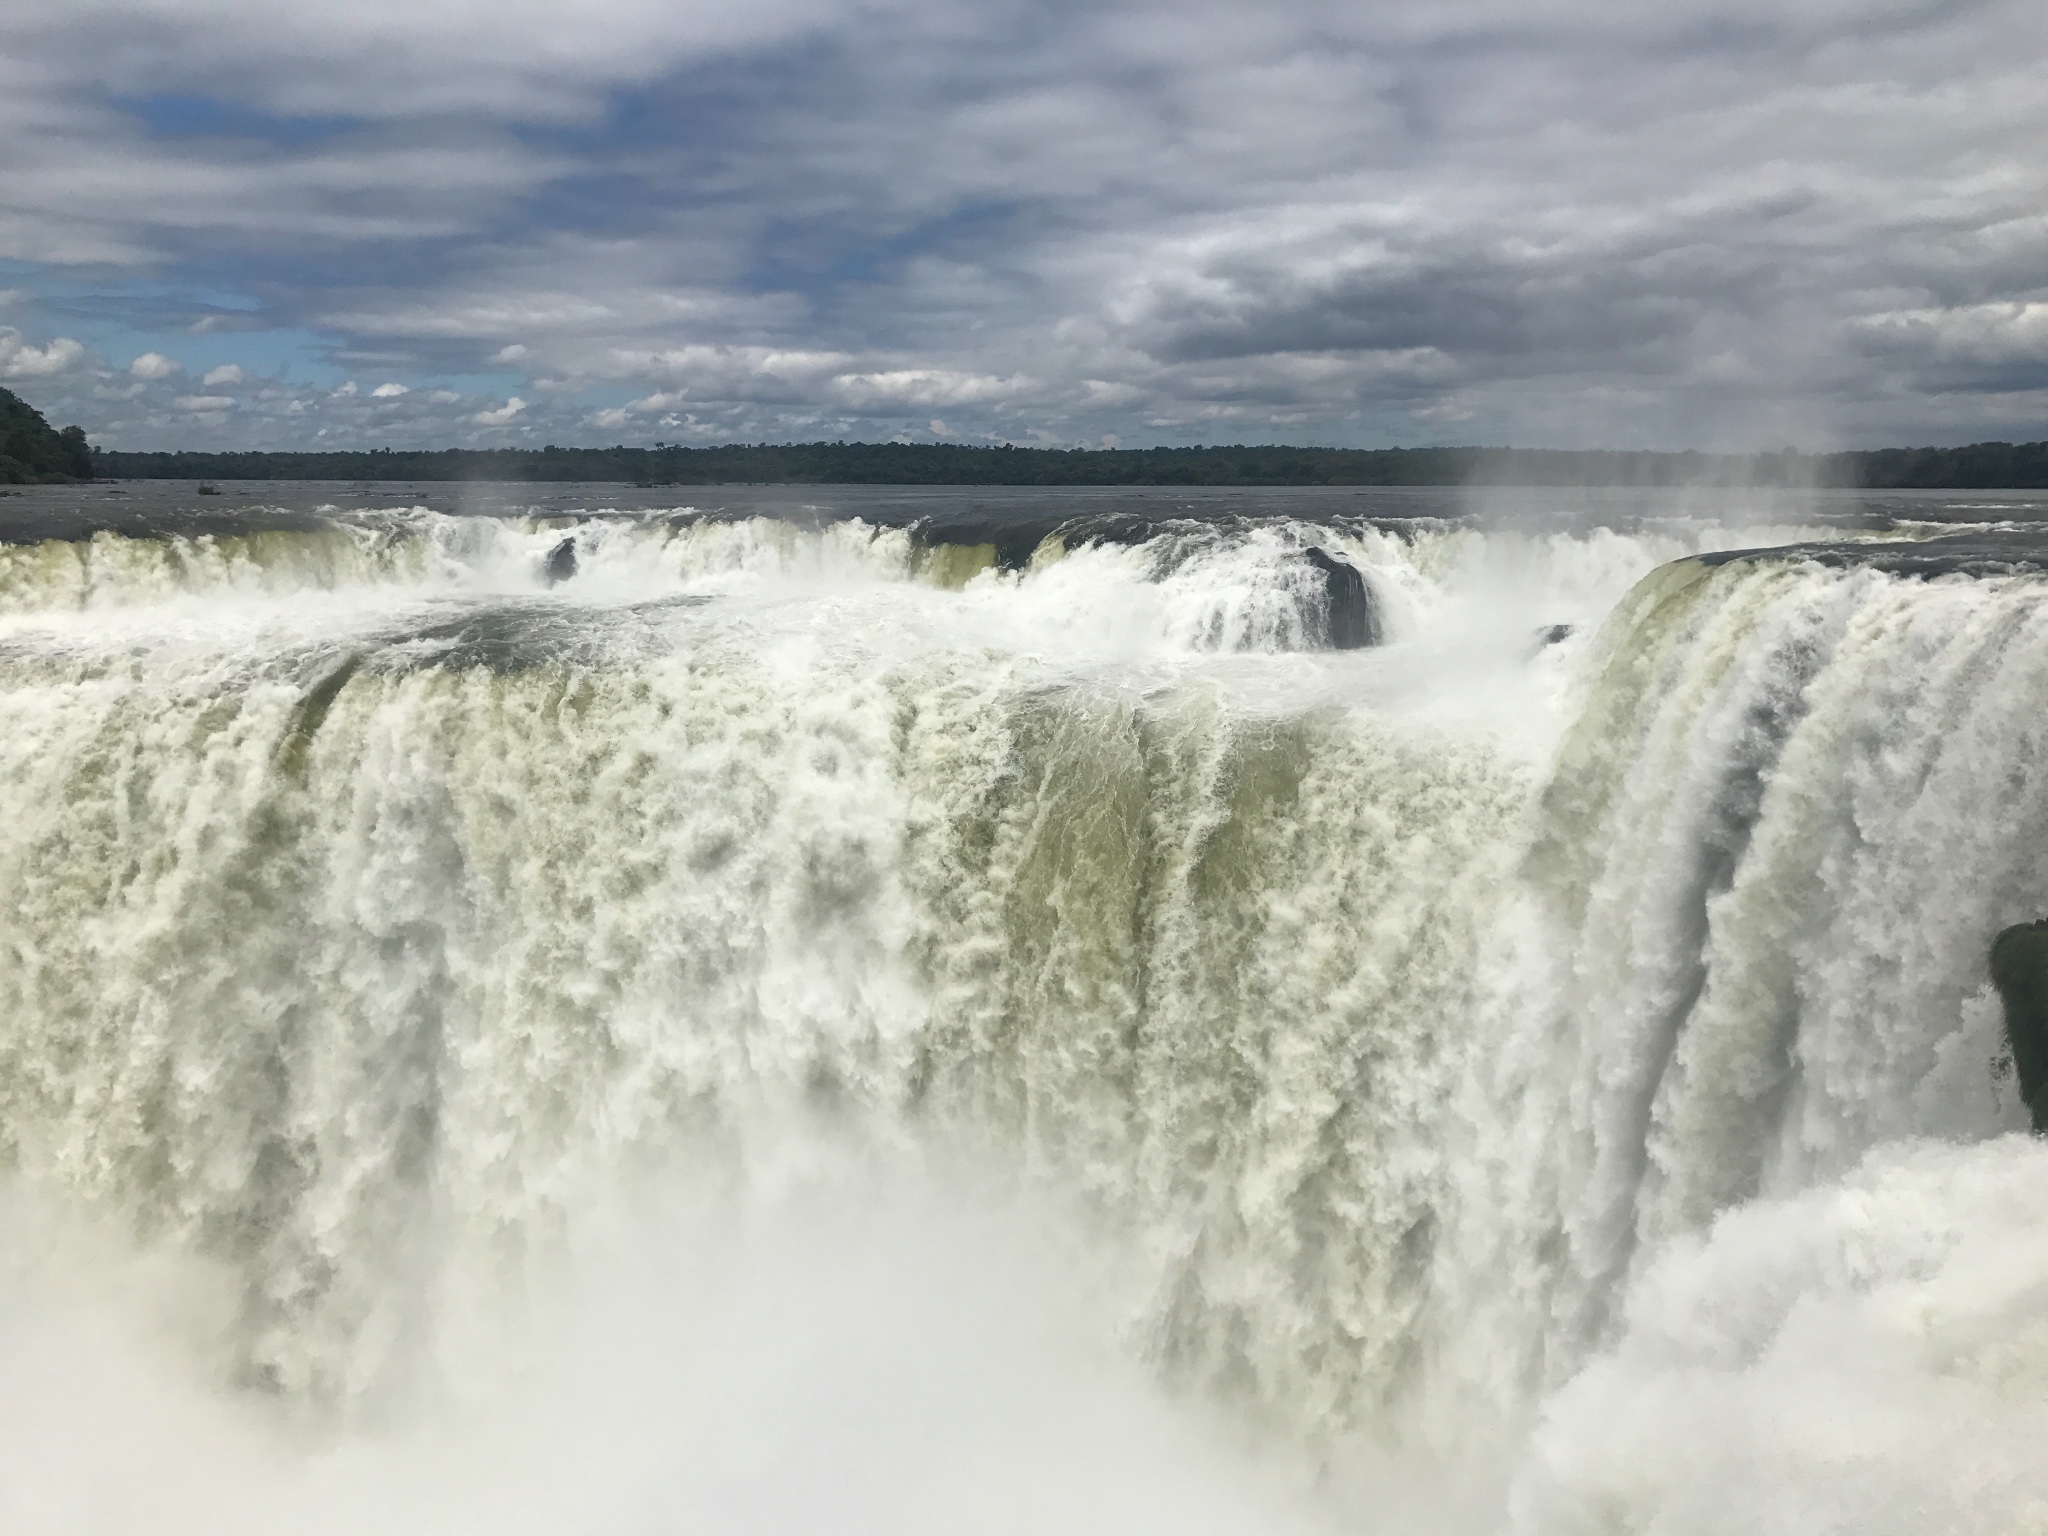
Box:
(85, 439), (2048, 488)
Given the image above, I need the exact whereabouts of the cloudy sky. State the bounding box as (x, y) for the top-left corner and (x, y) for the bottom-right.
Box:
(0, 0), (2043, 451)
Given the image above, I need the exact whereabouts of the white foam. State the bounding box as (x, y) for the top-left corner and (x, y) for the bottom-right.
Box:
(1513, 1137), (2048, 1535)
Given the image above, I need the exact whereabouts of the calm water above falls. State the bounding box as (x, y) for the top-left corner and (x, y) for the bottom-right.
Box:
(5, 482), (2048, 1535)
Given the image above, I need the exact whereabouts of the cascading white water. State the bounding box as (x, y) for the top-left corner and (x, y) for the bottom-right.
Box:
(4, 489), (2048, 1534)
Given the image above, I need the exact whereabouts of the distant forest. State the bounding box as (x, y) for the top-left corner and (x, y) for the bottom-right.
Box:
(88, 438), (2048, 489)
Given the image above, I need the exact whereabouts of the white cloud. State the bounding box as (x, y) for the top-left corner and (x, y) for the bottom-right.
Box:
(201, 363), (245, 386)
(370, 381), (409, 396)
(0, 329), (85, 378)
(128, 351), (182, 380)
(472, 395), (527, 425)
(171, 393), (237, 411)
(830, 370), (1024, 408)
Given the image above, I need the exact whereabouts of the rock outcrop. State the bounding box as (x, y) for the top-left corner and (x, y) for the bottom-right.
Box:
(543, 536), (578, 585)
(1991, 920), (2048, 1131)
(1303, 546), (1381, 649)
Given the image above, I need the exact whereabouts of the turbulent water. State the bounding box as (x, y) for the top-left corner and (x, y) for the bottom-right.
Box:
(5, 480), (2048, 1534)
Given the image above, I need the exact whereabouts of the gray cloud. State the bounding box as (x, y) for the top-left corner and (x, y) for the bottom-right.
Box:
(1, 0), (2043, 449)
(6, 0), (872, 120)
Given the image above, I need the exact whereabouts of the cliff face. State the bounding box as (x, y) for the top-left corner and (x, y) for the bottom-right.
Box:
(0, 386), (93, 483)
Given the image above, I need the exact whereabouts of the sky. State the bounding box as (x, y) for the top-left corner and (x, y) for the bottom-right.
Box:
(0, 0), (2043, 452)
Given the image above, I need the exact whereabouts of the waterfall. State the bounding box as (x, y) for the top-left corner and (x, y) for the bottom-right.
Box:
(4, 489), (2046, 1532)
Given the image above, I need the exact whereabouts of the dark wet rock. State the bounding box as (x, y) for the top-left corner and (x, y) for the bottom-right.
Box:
(1303, 546), (1381, 649)
(1537, 623), (1575, 647)
(543, 536), (578, 585)
(1991, 920), (2048, 1131)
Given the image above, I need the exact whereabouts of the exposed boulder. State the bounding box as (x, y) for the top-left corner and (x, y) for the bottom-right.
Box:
(0, 385), (93, 484)
(1303, 546), (1381, 649)
(542, 535), (578, 585)
(1991, 920), (2048, 1131)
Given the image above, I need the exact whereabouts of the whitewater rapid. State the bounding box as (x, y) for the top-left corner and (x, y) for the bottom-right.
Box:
(4, 483), (2048, 1534)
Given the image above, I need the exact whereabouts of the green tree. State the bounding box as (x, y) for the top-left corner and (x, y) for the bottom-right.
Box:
(0, 386), (95, 483)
